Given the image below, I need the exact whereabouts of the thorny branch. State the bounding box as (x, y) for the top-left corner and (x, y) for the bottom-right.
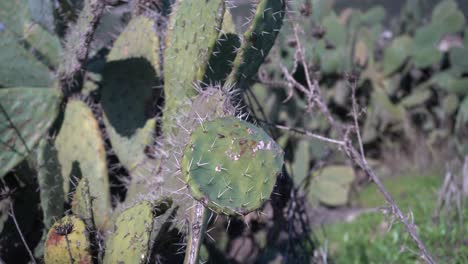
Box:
(273, 20), (437, 264)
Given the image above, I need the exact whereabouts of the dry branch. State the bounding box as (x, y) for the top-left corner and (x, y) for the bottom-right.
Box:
(272, 18), (437, 263)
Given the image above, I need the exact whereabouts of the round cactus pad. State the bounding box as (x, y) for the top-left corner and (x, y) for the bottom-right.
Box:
(182, 117), (284, 215)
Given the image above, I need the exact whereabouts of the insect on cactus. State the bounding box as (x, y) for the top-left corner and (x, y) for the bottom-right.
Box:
(0, 0), (286, 262)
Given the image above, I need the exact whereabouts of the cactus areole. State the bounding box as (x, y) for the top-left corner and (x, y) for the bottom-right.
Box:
(182, 117), (284, 215)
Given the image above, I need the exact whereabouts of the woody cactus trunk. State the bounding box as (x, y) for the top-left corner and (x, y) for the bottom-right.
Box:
(0, 0), (286, 263)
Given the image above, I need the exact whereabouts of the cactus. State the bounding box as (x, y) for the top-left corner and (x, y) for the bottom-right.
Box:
(1, 0), (288, 262)
(44, 215), (93, 264)
(382, 36), (413, 76)
(0, 87), (61, 178)
(411, 0), (465, 68)
(182, 117), (284, 215)
(35, 138), (65, 257)
(0, 0), (61, 87)
(0, 29), (54, 87)
(163, 0), (225, 115)
(308, 165), (356, 207)
(103, 198), (172, 264)
(101, 15), (161, 172)
(226, 0), (285, 87)
(71, 177), (95, 230)
(55, 99), (111, 229)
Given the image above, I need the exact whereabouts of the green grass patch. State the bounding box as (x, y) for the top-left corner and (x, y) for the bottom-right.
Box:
(316, 172), (468, 263)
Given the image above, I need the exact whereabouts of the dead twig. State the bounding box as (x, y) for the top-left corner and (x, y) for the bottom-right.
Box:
(9, 202), (37, 264)
(275, 15), (437, 264)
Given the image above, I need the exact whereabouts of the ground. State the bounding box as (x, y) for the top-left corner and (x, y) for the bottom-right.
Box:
(315, 170), (468, 263)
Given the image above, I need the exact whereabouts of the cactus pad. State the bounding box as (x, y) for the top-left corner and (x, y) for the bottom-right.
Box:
(107, 15), (159, 68)
(44, 215), (92, 264)
(71, 177), (95, 229)
(37, 138), (64, 230)
(55, 100), (111, 229)
(308, 165), (356, 207)
(0, 87), (60, 178)
(103, 198), (173, 264)
(164, 0), (225, 106)
(0, 29), (53, 87)
(182, 117), (284, 215)
(227, 0), (285, 87)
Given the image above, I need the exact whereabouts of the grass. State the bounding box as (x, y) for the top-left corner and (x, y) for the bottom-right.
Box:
(316, 171), (468, 264)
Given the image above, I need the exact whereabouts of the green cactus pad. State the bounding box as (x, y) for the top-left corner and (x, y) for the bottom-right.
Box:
(430, 72), (468, 96)
(203, 33), (241, 85)
(0, 29), (53, 87)
(107, 16), (159, 68)
(102, 15), (160, 171)
(383, 36), (412, 76)
(227, 0), (285, 87)
(400, 89), (432, 108)
(103, 198), (173, 264)
(0, 87), (60, 178)
(71, 177), (95, 229)
(182, 117), (284, 215)
(0, 0), (61, 85)
(411, 0), (465, 68)
(449, 46), (468, 74)
(55, 100), (111, 229)
(0, 0), (29, 35)
(22, 22), (62, 69)
(202, 8), (240, 85)
(37, 138), (64, 230)
(164, 0), (225, 102)
(308, 165), (355, 207)
(44, 215), (92, 264)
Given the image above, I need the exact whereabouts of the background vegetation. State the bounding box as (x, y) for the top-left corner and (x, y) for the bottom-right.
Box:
(0, 0), (467, 263)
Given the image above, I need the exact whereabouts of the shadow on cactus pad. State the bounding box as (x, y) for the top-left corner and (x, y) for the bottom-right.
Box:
(101, 58), (160, 138)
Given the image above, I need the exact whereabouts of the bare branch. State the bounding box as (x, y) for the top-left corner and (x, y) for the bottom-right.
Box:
(9, 203), (37, 264)
(277, 8), (437, 263)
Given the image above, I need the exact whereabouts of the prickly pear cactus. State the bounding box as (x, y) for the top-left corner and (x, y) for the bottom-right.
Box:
(71, 177), (95, 230)
(55, 100), (111, 229)
(308, 165), (356, 207)
(0, 87), (61, 178)
(226, 0), (285, 88)
(182, 117), (284, 215)
(101, 15), (161, 172)
(44, 215), (92, 264)
(103, 198), (172, 264)
(37, 137), (65, 255)
(163, 0), (225, 110)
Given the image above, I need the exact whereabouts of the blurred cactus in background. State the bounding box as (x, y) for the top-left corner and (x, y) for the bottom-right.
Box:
(259, 0), (468, 198)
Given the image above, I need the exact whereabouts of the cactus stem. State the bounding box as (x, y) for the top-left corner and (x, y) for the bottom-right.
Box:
(184, 202), (209, 264)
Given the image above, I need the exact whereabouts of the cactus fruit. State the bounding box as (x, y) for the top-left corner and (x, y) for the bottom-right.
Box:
(101, 14), (161, 175)
(182, 117), (284, 215)
(44, 215), (93, 264)
(55, 100), (111, 229)
(103, 198), (172, 264)
(0, 87), (61, 178)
